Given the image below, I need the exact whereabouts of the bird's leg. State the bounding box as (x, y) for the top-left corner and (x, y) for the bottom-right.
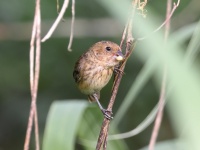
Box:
(92, 94), (113, 120)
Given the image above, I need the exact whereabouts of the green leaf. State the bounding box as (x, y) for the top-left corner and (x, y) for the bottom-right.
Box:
(42, 100), (88, 150)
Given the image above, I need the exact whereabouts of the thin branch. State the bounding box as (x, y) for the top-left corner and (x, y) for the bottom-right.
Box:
(24, 14), (37, 150)
(33, 2), (41, 149)
(41, 0), (70, 42)
(164, 0), (172, 40)
(148, 69), (167, 150)
(24, 0), (41, 149)
(95, 21), (136, 149)
(30, 16), (37, 95)
(67, 0), (75, 51)
(95, 2), (140, 149)
(34, 108), (40, 150)
(137, 0), (180, 41)
(120, 4), (135, 50)
(120, 23), (128, 48)
(96, 41), (136, 150)
(148, 0), (171, 149)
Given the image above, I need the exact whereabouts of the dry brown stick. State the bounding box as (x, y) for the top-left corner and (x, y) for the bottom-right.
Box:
(24, 13), (36, 150)
(148, 0), (171, 150)
(34, 2), (41, 149)
(95, 19), (136, 149)
(95, 41), (135, 150)
(24, 0), (41, 149)
(95, 3), (138, 149)
(34, 107), (40, 150)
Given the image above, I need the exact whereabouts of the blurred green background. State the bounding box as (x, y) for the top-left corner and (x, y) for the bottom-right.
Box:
(0, 0), (200, 149)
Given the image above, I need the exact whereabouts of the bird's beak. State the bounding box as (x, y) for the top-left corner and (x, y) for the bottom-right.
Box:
(115, 50), (124, 61)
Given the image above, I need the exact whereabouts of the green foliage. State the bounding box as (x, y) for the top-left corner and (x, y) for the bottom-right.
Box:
(42, 101), (88, 150)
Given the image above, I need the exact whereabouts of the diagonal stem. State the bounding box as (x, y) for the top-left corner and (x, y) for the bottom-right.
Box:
(148, 0), (171, 149)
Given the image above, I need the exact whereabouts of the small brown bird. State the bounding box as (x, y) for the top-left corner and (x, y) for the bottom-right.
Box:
(73, 41), (124, 119)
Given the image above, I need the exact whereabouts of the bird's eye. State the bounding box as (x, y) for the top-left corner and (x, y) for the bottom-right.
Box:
(105, 46), (111, 51)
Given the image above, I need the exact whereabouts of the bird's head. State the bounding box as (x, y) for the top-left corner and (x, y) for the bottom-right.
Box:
(90, 41), (124, 67)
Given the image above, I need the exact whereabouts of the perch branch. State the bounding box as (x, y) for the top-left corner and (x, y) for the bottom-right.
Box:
(96, 9), (136, 148)
(96, 40), (136, 150)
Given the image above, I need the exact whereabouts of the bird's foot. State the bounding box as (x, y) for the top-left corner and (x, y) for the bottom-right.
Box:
(101, 109), (113, 120)
(114, 68), (125, 75)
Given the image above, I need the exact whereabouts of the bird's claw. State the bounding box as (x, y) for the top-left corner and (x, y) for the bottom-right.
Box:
(101, 109), (113, 120)
(114, 68), (125, 75)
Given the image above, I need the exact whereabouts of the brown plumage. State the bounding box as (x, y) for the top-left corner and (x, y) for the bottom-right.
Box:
(73, 41), (124, 119)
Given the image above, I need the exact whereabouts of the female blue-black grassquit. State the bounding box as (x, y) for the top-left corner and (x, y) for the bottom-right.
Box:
(73, 41), (124, 119)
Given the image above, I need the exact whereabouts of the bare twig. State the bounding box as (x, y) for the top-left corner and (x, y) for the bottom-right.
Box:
(120, 23), (128, 48)
(41, 0), (70, 42)
(24, 13), (36, 150)
(95, 17), (136, 149)
(96, 41), (136, 150)
(24, 0), (41, 149)
(95, 2), (141, 149)
(67, 0), (75, 51)
(137, 0), (180, 41)
(119, 3), (135, 49)
(34, 4), (41, 149)
(148, 0), (171, 149)
(34, 107), (40, 150)
(148, 69), (167, 150)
